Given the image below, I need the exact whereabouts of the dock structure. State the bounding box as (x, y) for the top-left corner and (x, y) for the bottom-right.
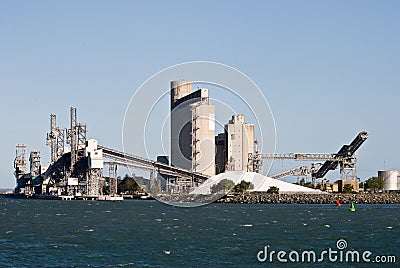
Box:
(14, 107), (209, 199)
(13, 106), (368, 199)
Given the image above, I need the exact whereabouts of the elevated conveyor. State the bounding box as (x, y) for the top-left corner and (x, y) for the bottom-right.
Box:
(313, 131), (368, 179)
(270, 166), (310, 180)
(99, 145), (209, 184)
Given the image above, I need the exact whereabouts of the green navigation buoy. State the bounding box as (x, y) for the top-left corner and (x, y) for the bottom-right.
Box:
(349, 202), (356, 212)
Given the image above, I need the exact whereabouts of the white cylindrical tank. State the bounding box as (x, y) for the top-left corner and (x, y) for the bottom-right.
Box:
(378, 170), (400, 191)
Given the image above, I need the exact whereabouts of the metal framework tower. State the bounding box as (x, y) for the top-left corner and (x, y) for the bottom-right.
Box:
(108, 162), (117, 195)
(46, 114), (65, 163)
(14, 144), (28, 179)
(66, 107), (87, 173)
(47, 114), (57, 163)
(250, 140), (263, 174)
(339, 156), (357, 181)
(29, 151), (41, 177)
(87, 168), (101, 196)
(56, 130), (65, 160)
(67, 107), (78, 171)
(77, 123), (87, 157)
(249, 132), (368, 185)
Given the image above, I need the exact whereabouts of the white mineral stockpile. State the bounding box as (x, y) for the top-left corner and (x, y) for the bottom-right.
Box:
(191, 171), (322, 195)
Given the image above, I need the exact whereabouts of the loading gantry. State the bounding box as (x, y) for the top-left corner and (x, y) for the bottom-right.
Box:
(249, 131), (368, 185)
(42, 107), (103, 197)
(14, 107), (209, 199)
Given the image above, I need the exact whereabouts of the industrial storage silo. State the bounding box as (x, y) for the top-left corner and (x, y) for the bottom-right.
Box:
(378, 170), (400, 191)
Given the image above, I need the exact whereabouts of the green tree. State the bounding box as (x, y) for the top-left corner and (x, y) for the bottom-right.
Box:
(211, 179), (235, 194)
(266, 186), (279, 194)
(233, 180), (254, 193)
(343, 184), (353, 194)
(365, 176), (384, 192)
(118, 174), (143, 194)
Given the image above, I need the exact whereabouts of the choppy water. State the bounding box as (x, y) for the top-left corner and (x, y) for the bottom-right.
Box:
(0, 197), (399, 267)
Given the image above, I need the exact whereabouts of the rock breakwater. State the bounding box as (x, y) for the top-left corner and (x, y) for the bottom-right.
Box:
(215, 192), (400, 204)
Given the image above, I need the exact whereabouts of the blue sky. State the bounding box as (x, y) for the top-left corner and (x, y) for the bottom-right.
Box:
(1, 1), (399, 188)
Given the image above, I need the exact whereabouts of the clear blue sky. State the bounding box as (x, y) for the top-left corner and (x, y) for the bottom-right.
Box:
(1, 1), (399, 188)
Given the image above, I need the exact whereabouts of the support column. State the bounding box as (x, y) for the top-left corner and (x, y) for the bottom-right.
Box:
(109, 162), (117, 196)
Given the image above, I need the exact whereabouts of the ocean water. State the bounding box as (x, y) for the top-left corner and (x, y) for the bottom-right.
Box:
(0, 197), (398, 267)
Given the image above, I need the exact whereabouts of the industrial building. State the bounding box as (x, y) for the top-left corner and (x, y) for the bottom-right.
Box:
(379, 170), (400, 191)
(214, 114), (255, 174)
(11, 81), (370, 199)
(215, 133), (226, 174)
(14, 108), (106, 198)
(13, 107), (209, 199)
(337, 179), (360, 193)
(170, 80), (216, 177)
(225, 114), (255, 172)
(169, 82), (255, 177)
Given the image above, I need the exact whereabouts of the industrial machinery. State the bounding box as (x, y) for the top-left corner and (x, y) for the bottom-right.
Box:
(14, 144), (29, 194)
(270, 166), (310, 180)
(13, 107), (208, 198)
(313, 131), (368, 181)
(43, 107), (96, 196)
(249, 131), (368, 185)
(12, 106), (368, 198)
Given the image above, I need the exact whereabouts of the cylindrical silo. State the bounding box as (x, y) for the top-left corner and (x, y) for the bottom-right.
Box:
(170, 80), (192, 110)
(378, 170), (400, 191)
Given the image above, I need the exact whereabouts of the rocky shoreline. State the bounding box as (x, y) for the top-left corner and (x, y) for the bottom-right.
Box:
(3, 192), (399, 205)
(215, 192), (400, 204)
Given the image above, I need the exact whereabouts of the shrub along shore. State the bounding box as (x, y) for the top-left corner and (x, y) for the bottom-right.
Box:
(215, 192), (400, 204)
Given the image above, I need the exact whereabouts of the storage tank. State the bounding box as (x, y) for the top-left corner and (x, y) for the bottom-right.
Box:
(378, 170), (400, 191)
(170, 80), (192, 108)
